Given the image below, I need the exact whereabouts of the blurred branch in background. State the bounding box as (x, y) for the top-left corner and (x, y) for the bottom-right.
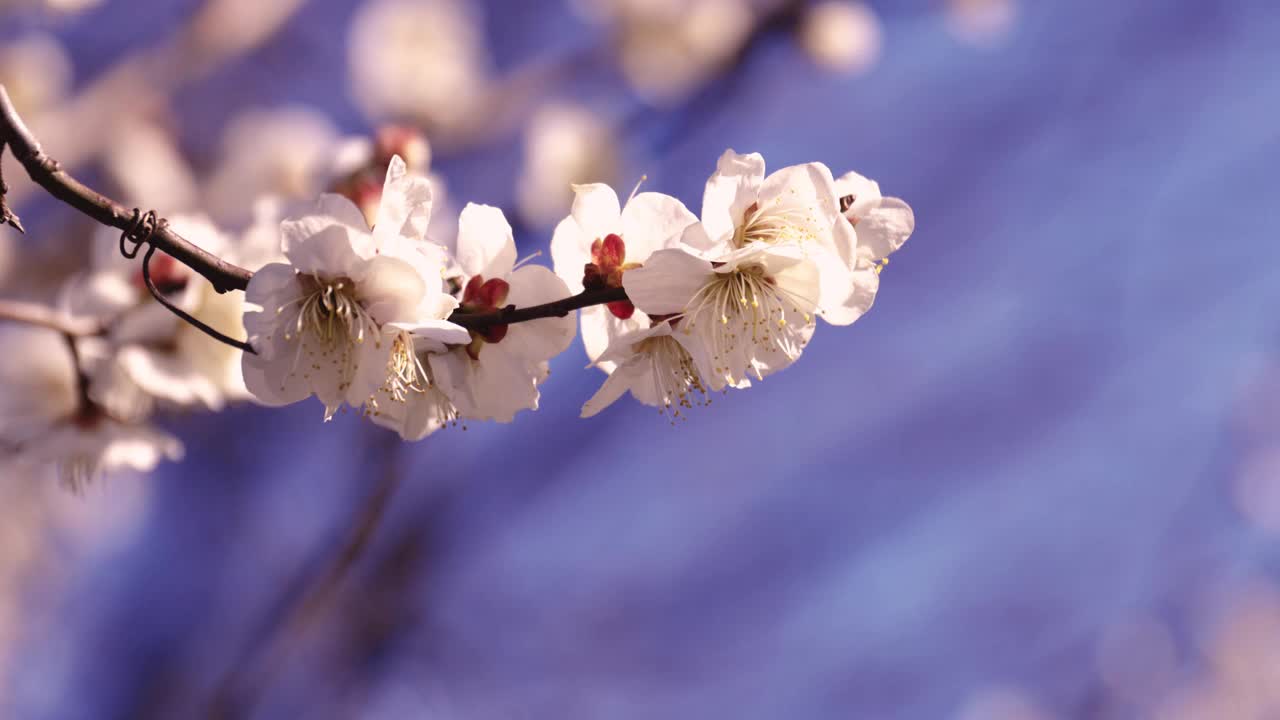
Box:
(207, 431), (405, 720)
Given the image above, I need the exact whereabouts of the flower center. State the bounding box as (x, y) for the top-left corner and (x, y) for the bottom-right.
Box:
(283, 276), (375, 345)
(732, 201), (818, 249)
(273, 275), (380, 405)
(584, 233), (638, 319)
(382, 330), (428, 403)
(684, 265), (813, 383)
(633, 334), (709, 422)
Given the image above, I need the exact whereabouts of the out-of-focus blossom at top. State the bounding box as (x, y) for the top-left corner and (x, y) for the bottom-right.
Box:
(179, 0), (308, 80)
(347, 0), (492, 140)
(574, 0), (757, 104)
(103, 122), (199, 213)
(799, 1), (883, 75)
(202, 107), (340, 228)
(0, 325), (183, 488)
(945, 0), (1019, 47)
(0, 34), (72, 118)
(516, 103), (620, 228)
(328, 126), (457, 248)
(0, 0), (101, 16)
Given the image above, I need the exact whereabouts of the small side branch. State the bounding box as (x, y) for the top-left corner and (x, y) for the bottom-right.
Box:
(448, 286), (628, 330)
(0, 298), (103, 336)
(0, 85), (252, 294)
(0, 142), (24, 234)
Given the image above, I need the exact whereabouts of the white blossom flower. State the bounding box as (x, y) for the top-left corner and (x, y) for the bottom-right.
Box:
(681, 149), (867, 326)
(550, 183), (698, 372)
(580, 318), (718, 420)
(624, 241), (820, 385)
(103, 123), (199, 213)
(241, 156), (469, 419)
(370, 204), (575, 437)
(573, 0), (755, 104)
(832, 169), (916, 320)
(0, 326), (182, 489)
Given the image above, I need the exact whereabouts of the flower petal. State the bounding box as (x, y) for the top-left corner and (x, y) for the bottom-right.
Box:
(618, 192), (699, 261)
(551, 214), (592, 294)
(354, 255), (427, 325)
(455, 203), (517, 280)
(569, 183), (622, 244)
(374, 155), (434, 246)
(387, 319), (472, 353)
(581, 355), (650, 418)
(856, 197), (915, 263)
(755, 161), (841, 248)
(701, 150), (765, 243)
(502, 265), (577, 361)
(622, 248), (714, 315)
(281, 221), (371, 276)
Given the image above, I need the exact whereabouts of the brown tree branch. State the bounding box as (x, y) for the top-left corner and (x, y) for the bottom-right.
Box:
(0, 83), (633, 338)
(448, 285), (628, 330)
(0, 85), (253, 295)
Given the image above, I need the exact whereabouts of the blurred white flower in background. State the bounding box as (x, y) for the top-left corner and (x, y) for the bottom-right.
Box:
(64, 216), (249, 414)
(202, 107), (339, 228)
(516, 103), (619, 228)
(574, 0), (756, 104)
(799, 1), (883, 75)
(326, 126), (456, 246)
(0, 34), (73, 118)
(103, 122), (199, 213)
(347, 0), (492, 139)
(0, 325), (183, 488)
(0, 0), (101, 15)
(946, 0), (1019, 47)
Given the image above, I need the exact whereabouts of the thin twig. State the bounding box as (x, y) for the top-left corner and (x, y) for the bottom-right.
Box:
(0, 298), (103, 336)
(448, 285), (628, 330)
(207, 434), (404, 719)
(0, 141), (24, 234)
(141, 245), (256, 354)
(0, 84), (252, 294)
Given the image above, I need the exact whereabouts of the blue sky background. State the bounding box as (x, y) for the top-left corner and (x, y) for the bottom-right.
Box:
(4, 1), (1280, 718)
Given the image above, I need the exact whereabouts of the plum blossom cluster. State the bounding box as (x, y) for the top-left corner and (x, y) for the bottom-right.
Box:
(0, 115), (912, 485)
(242, 148), (913, 432)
